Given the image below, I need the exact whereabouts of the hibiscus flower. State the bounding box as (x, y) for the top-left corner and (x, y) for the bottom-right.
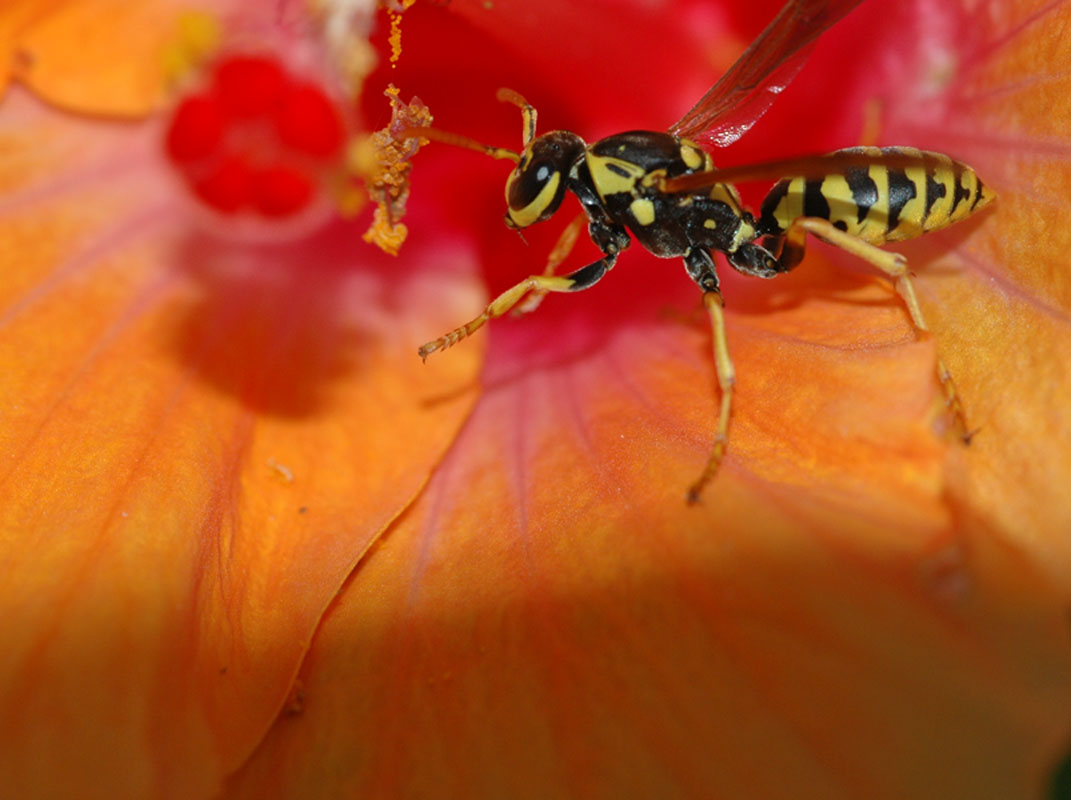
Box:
(0, 1), (1068, 798)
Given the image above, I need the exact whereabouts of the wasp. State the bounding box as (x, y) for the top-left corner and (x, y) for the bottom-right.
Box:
(404, 0), (995, 503)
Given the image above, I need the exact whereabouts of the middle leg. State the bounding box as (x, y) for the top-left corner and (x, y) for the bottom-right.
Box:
(687, 289), (735, 505)
(682, 247), (735, 503)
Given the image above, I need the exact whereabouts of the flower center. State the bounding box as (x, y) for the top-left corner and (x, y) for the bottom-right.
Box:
(165, 54), (345, 218)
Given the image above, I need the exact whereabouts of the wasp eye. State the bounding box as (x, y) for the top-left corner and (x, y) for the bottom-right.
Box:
(510, 159), (555, 204)
(503, 131), (586, 229)
(505, 158), (563, 228)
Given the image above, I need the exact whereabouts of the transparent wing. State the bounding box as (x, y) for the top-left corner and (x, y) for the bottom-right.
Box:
(658, 149), (933, 195)
(670, 0), (866, 147)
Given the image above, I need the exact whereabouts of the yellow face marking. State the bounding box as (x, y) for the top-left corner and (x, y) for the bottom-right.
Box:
(586, 153), (646, 201)
(629, 197), (656, 226)
(703, 218), (717, 230)
(505, 170), (561, 228)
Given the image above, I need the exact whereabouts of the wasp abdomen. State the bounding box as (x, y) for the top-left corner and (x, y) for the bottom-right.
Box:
(760, 146), (995, 245)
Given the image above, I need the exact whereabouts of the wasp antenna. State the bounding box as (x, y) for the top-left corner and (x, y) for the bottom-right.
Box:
(496, 87), (538, 147)
(400, 126), (520, 164)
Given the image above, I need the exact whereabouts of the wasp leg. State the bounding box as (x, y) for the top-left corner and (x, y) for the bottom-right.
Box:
(515, 211), (589, 316)
(496, 88), (538, 146)
(684, 246), (722, 293)
(418, 253), (617, 361)
(778, 216), (970, 441)
(687, 290), (735, 505)
(682, 248), (735, 503)
(569, 161), (633, 254)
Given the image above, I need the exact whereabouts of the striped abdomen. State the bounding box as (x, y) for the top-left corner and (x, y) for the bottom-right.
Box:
(759, 146), (995, 245)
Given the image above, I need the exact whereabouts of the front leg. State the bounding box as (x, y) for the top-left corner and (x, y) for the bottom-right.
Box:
(514, 212), (589, 315)
(517, 205), (631, 317)
(569, 162), (632, 256)
(587, 215), (632, 258)
(418, 251), (618, 361)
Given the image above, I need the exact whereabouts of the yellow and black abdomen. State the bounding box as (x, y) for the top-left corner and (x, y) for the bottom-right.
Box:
(759, 146), (995, 245)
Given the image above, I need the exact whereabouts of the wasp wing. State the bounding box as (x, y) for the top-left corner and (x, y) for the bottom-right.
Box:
(659, 149), (935, 194)
(670, 0), (866, 147)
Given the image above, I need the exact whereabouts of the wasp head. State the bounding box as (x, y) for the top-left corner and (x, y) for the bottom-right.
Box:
(504, 131), (586, 229)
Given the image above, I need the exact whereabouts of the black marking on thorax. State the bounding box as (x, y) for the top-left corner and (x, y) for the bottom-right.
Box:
(589, 131), (692, 175)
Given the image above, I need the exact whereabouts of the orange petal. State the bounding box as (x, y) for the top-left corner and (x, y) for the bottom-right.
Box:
(0, 91), (483, 795)
(877, 0), (1071, 581)
(3, 0), (199, 116)
(226, 253), (1071, 796)
(225, 1), (1071, 793)
(0, 1), (34, 97)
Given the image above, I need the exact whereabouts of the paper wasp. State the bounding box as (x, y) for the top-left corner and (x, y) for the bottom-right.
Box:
(403, 0), (995, 503)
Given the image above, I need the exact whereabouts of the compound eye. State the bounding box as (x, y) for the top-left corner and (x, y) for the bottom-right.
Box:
(505, 157), (563, 228)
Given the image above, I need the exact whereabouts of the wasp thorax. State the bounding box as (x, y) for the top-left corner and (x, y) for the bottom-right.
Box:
(504, 131), (586, 229)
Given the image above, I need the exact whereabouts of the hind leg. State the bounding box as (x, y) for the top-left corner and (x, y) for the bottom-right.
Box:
(773, 217), (970, 441)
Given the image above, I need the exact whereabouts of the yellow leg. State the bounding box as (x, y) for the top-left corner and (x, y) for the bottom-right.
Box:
(788, 217), (970, 442)
(496, 88), (538, 146)
(515, 212), (588, 315)
(418, 255), (613, 361)
(687, 291), (735, 505)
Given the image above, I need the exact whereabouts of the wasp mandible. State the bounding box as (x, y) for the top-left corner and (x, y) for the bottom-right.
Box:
(404, 0), (995, 503)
